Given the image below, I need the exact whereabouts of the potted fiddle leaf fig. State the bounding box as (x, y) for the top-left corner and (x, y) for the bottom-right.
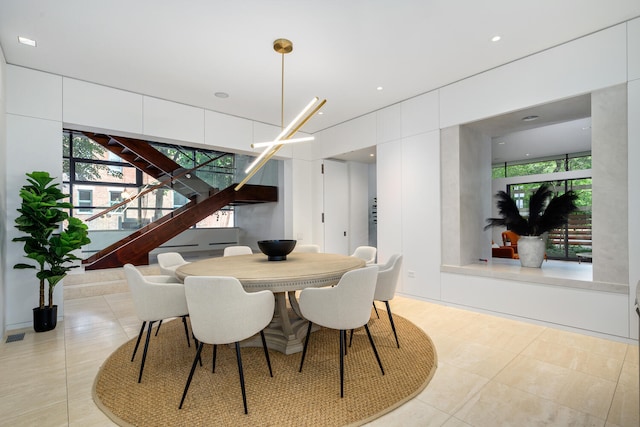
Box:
(13, 171), (91, 332)
(485, 184), (578, 267)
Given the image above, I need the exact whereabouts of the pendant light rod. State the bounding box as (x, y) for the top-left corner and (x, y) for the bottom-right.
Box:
(236, 38), (325, 191)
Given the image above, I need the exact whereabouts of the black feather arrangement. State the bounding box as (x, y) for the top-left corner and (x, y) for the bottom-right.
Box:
(485, 184), (578, 236)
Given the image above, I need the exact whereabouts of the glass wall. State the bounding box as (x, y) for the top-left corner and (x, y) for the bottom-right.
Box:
(63, 130), (237, 230)
(493, 153), (592, 261)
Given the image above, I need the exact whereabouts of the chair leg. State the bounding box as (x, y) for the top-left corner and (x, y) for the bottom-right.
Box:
(344, 330), (348, 355)
(131, 321), (146, 362)
(193, 336), (202, 367)
(179, 341), (204, 409)
(260, 331), (273, 377)
(364, 324), (385, 376)
(339, 329), (345, 398)
(154, 319), (163, 336)
(212, 345), (217, 373)
(348, 329), (354, 348)
(181, 315), (191, 347)
(384, 301), (400, 348)
(138, 320), (156, 383)
(235, 342), (248, 414)
(373, 302), (379, 318)
(299, 321), (313, 372)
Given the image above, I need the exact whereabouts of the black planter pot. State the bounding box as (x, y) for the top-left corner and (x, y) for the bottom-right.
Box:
(33, 305), (58, 332)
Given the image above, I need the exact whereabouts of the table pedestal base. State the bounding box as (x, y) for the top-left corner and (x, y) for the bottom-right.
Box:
(242, 292), (317, 355)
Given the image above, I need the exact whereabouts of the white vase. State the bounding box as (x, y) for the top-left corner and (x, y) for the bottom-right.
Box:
(518, 236), (545, 268)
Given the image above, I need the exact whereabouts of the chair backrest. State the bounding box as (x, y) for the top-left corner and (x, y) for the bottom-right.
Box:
(351, 246), (377, 264)
(502, 231), (520, 247)
(223, 245), (253, 257)
(123, 264), (188, 322)
(183, 276), (274, 345)
(293, 244), (320, 253)
(157, 252), (189, 277)
(374, 254), (403, 302)
(299, 265), (379, 330)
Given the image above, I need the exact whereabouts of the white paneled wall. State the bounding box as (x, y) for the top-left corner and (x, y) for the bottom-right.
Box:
(439, 23), (627, 129)
(204, 110), (253, 153)
(63, 78), (143, 133)
(401, 131), (441, 299)
(8, 65), (62, 121)
(6, 114), (64, 328)
(628, 18), (640, 81)
(143, 96), (204, 144)
(376, 139), (403, 277)
(401, 91), (439, 138)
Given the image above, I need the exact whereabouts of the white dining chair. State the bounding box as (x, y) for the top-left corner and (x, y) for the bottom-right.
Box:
(124, 264), (190, 383)
(157, 252), (190, 278)
(298, 265), (383, 397)
(373, 254), (403, 348)
(179, 276), (275, 414)
(351, 246), (377, 265)
(223, 245), (253, 257)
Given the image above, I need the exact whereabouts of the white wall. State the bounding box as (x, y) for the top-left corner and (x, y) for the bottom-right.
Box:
(0, 45), (7, 335)
(5, 66), (64, 329)
(348, 161), (369, 254)
(314, 20), (638, 340)
(627, 18), (640, 339)
(3, 66), (292, 331)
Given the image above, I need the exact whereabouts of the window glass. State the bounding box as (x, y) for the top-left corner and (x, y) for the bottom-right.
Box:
(63, 130), (238, 231)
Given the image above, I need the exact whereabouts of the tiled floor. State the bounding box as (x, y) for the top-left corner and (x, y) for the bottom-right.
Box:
(1, 267), (638, 426)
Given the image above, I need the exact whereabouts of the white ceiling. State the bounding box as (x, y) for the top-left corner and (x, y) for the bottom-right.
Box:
(1, 1), (638, 163)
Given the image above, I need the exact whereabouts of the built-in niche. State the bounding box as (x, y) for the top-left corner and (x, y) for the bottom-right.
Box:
(441, 85), (628, 286)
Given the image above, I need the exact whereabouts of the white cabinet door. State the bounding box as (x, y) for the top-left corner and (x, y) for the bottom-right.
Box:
(323, 159), (349, 255)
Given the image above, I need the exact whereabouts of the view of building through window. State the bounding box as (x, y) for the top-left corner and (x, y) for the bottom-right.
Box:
(63, 130), (236, 231)
(493, 153), (592, 261)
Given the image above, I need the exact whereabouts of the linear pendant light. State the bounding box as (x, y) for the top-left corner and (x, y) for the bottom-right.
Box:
(235, 39), (326, 191)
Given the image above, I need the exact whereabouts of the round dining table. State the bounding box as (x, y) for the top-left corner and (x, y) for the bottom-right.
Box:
(176, 252), (365, 354)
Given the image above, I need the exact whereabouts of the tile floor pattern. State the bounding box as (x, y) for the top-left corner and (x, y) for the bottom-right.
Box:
(1, 270), (639, 426)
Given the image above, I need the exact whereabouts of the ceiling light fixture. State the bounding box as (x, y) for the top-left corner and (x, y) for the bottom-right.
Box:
(18, 36), (36, 47)
(251, 136), (315, 148)
(491, 35), (501, 42)
(214, 92), (229, 98)
(377, 86), (383, 91)
(522, 115), (539, 122)
(235, 38), (326, 191)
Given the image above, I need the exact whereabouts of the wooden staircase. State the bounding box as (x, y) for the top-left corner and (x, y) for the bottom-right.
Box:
(80, 133), (278, 270)
(83, 132), (214, 199)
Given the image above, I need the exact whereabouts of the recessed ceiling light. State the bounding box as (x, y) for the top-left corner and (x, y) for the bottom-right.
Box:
(522, 115), (539, 122)
(376, 86), (383, 91)
(497, 141), (506, 145)
(318, 111), (324, 115)
(369, 153), (375, 157)
(214, 92), (229, 98)
(18, 36), (36, 47)
(525, 153), (530, 157)
(491, 35), (501, 42)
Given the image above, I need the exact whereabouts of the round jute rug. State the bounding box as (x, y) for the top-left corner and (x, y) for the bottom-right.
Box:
(93, 311), (437, 426)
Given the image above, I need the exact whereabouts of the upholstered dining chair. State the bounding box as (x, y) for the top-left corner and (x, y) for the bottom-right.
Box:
(373, 254), (403, 348)
(298, 265), (384, 397)
(179, 276), (274, 414)
(292, 244), (320, 253)
(223, 245), (253, 257)
(351, 246), (377, 265)
(157, 252), (190, 278)
(123, 264), (191, 383)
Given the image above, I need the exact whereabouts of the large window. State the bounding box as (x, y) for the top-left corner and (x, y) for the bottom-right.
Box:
(494, 153), (592, 261)
(63, 130), (237, 230)
(492, 153), (591, 179)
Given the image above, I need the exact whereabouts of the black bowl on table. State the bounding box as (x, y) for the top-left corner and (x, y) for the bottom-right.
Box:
(257, 240), (297, 261)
